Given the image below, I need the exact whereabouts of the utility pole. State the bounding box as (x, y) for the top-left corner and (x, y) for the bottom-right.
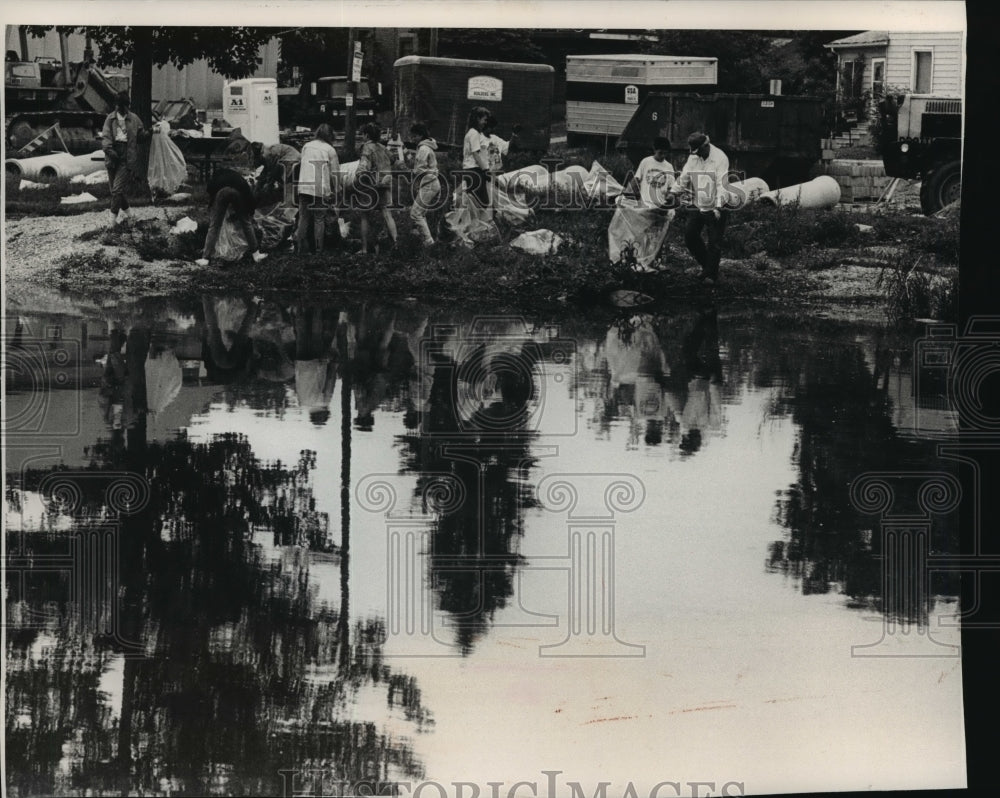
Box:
(344, 28), (358, 159)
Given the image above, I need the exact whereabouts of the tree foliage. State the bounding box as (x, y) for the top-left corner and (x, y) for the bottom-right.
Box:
(438, 29), (547, 63)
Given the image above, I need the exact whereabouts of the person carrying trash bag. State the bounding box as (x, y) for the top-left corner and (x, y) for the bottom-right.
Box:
(195, 167), (267, 267)
(100, 91), (147, 227)
(407, 123), (441, 246)
(252, 140), (301, 206)
(668, 131), (732, 284)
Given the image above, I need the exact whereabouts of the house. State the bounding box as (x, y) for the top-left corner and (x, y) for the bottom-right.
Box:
(824, 30), (964, 120)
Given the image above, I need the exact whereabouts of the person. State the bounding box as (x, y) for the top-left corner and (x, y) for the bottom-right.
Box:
(461, 106), (493, 217)
(252, 140), (301, 206)
(100, 92), (146, 227)
(668, 131), (731, 284)
(356, 122), (398, 255)
(628, 136), (675, 208)
(408, 123), (441, 246)
(195, 167), (267, 267)
(483, 114), (509, 174)
(296, 123), (341, 254)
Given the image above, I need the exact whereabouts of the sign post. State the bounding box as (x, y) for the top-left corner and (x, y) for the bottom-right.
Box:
(344, 32), (360, 158)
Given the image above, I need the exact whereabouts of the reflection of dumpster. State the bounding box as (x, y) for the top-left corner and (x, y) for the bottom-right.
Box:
(618, 92), (825, 187)
(393, 56), (554, 152)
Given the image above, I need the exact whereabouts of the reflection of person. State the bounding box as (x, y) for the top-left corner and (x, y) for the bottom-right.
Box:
(196, 167), (267, 267)
(408, 123), (440, 246)
(669, 132), (731, 283)
(677, 307), (723, 455)
(628, 136), (675, 208)
(201, 296), (258, 382)
(292, 306), (342, 426)
(296, 123), (341, 254)
(98, 329), (130, 430)
(100, 92), (146, 227)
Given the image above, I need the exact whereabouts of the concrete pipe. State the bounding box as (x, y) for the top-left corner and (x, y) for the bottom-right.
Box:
(759, 175), (841, 209)
(728, 177), (770, 207)
(37, 152), (106, 183)
(5, 152), (77, 183)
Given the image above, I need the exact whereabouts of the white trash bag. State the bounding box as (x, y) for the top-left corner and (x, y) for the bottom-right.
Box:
(147, 121), (188, 195)
(510, 229), (565, 255)
(170, 216), (198, 235)
(608, 202), (675, 270)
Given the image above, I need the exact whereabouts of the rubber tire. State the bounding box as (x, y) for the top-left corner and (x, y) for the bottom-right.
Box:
(920, 160), (961, 215)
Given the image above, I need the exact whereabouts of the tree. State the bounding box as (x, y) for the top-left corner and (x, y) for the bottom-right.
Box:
(438, 29), (547, 63)
(25, 26), (276, 126)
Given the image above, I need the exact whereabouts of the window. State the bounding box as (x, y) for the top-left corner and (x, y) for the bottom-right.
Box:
(913, 50), (933, 94)
(871, 58), (886, 99)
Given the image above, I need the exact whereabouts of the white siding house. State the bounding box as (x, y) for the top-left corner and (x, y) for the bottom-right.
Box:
(825, 30), (964, 105)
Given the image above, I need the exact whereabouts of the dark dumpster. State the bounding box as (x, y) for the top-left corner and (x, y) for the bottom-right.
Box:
(393, 56), (554, 152)
(617, 92), (826, 188)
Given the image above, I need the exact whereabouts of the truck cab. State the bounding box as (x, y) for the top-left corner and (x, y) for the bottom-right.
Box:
(878, 93), (962, 214)
(294, 76), (379, 130)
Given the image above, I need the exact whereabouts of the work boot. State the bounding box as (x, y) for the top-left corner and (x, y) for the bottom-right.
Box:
(105, 210), (117, 228)
(116, 210), (130, 226)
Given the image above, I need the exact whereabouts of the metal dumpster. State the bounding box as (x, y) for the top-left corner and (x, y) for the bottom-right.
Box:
(393, 56), (554, 152)
(617, 92), (826, 187)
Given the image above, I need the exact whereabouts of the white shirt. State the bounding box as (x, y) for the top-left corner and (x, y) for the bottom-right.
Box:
(297, 139), (340, 198)
(673, 143), (731, 210)
(114, 113), (129, 142)
(463, 128), (488, 170)
(633, 155), (676, 207)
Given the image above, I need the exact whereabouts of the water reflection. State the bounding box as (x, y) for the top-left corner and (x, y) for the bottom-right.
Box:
(5, 293), (961, 794)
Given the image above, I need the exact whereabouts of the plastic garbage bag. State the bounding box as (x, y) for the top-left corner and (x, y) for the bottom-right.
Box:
(60, 192), (98, 204)
(170, 216), (198, 235)
(147, 123), (188, 194)
(19, 179), (46, 190)
(144, 349), (183, 414)
(443, 204), (500, 245)
(510, 229), (565, 255)
(583, 162), (624, 201)
(608, 202), (674, 270)
(254, 203), (299, 251)
(489, 181), (533, 226)
(214, 212), (249, 261)
(166, 192), (191, 203)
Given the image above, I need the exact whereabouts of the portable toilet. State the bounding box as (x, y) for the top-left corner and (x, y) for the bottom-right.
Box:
(223, 78), (279, 145)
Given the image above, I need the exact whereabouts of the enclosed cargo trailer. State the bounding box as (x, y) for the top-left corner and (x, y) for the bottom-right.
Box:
(617, 92), (826, 187)
(393, 55), (554, 152)
(565, 54), (717, 148)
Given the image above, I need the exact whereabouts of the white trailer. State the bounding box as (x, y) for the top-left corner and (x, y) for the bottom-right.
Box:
(565, 54), (717, 148)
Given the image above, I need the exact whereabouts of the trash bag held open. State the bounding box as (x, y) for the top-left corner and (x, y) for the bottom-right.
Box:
(147, 121), (188, 195)
(214, 211), (250, 262)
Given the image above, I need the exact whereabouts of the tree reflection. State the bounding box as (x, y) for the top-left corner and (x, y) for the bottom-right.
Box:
(398, 320), (540, 656)
(8, 423), (429, 795)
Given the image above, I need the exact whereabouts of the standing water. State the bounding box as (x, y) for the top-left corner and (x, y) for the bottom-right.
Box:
(4, 293), (965, 796)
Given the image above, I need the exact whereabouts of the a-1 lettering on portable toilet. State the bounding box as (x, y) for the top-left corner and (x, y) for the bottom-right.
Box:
(223, 78), (279, 145)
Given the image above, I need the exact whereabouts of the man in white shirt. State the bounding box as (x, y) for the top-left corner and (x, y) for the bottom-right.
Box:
(669, 131), (731, 283)
(628, 136), (675, 208)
